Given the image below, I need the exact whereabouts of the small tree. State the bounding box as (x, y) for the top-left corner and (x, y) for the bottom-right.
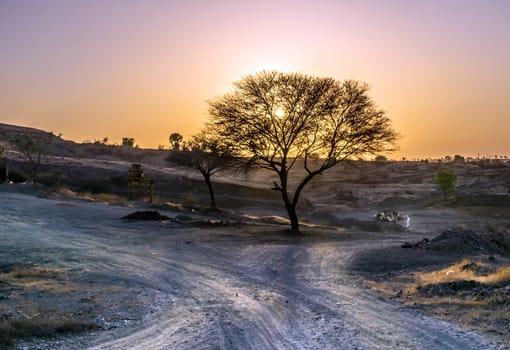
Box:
(453, 154), (465, 163)
(8, 132), (53, 185)
(122, 137), (135, 147)
(208, 71), (397, 232)
(169, 133), (183, 150)
(435, 168), (457, 200)
(167, 131), (236, 209)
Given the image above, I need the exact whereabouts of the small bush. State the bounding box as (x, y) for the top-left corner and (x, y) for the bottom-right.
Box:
(73, 178), (113, 194)
(0, 167), (27, 183)
(435, 168), (457, 200)
(37, 173), (69, 188)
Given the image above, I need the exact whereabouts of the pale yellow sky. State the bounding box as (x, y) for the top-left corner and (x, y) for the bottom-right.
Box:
(1, 1), (509, 159)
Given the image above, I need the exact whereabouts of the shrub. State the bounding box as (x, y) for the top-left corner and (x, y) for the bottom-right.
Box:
(0, 318), (97, 349)
(37, 173), (69, 188)
(0, 166), (27, 183)
(73, 177), (113, 194)
(435, 168), (457, 200)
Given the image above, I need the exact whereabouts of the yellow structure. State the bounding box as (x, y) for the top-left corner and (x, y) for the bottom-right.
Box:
(127, 164), (153, 202)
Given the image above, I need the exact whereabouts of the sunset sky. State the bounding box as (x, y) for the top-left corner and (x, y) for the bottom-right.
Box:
(1, 0), (509, 159)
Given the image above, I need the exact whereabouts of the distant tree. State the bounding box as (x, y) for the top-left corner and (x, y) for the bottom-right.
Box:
(453, 154), (465, 163)
(102, 137), (109, 144)
(375, 155), (388, 162)
(444, 155), (452, 162)
(169, 133), (183, 150)
(208, 71), (397, 232)
(166, 131), (237, 209)
(435, 168), (457, 200)
(122, 137), (135, 147)
(7, 132), (53, 185)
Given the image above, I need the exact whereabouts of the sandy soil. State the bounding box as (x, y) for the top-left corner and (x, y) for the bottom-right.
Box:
(1, 188), (508, 349)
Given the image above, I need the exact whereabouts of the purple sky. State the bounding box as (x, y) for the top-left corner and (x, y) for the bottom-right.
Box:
(1, 0), (509, 158)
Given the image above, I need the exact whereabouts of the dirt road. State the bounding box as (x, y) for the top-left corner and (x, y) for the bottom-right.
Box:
(0, 190), (504, 349)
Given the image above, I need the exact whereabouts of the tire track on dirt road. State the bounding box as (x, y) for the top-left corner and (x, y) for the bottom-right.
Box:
(88, 235), (503, 350)
(0, 192), (504, 349)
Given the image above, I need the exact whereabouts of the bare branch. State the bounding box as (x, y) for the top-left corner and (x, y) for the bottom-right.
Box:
(207, 71), (398, 231)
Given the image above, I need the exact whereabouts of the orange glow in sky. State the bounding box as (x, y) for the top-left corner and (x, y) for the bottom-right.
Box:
(1, 0), (509, 159)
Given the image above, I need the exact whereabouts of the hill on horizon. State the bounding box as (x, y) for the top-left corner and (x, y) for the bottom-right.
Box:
(0, 123), (168, 162)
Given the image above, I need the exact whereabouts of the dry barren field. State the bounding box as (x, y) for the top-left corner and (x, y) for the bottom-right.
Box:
(0, 134), (509, 349)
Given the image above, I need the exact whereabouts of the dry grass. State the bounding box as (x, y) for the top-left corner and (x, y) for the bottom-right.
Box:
(4, 266), (65, 280)
(474, 266), (510, 284)
(0, 318), (97, 349)
(367, 257), (510, 347)
(54, 188), (127, 204)
(0, 266), (113, 348)
(417, 258), (510, 286)
(0, 266), (83, 295)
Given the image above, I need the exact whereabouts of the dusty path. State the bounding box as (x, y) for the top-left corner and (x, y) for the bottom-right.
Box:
(0, 190), (504, 349)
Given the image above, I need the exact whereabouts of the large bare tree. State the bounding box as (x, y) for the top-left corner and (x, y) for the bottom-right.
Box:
(208, 71), (397, 232)
(167, 131), (237, 209)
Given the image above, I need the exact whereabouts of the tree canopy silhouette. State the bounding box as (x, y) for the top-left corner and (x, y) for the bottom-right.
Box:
(208, 71), (398, 232)
(169, 132), (183, 150)
(167, 131), (237, 209)
(122, 137), (135, 148)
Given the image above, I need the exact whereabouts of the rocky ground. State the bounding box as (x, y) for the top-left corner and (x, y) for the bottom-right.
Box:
(0, 124), (509, 349)
(351, 226), (510, 348)
(0, 188), (508, 349)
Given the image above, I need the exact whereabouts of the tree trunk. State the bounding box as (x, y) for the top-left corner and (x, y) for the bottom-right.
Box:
(32, 154), (42, 186)
(285, 200), (300, 232)
(31, 164), (38, 186)
(204, 174), (216, 209)
(278, 169), (300, 233)
(5, 160), (9, 182)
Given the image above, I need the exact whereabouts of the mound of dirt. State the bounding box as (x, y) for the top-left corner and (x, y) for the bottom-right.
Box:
(123, 211), (170, 221)
(349, 245), (455, 274)
(426, 228), (510, 256)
